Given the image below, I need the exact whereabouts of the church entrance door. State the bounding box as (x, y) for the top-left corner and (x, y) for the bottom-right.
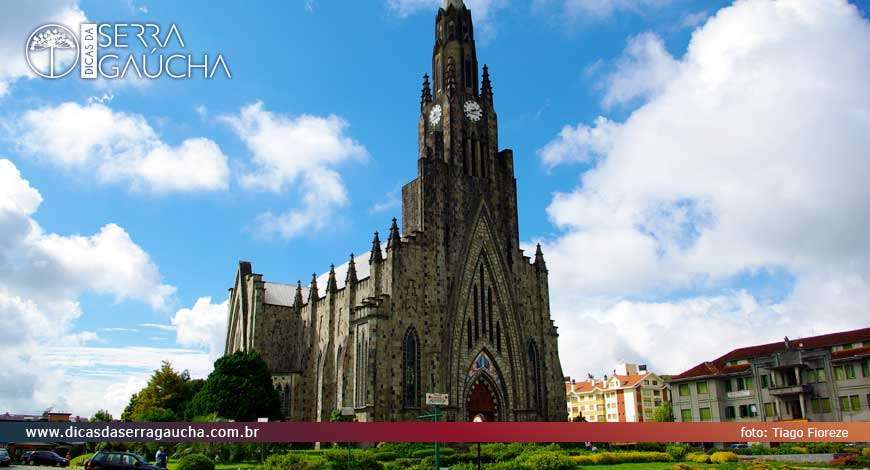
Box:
(466, 380), (498, 421)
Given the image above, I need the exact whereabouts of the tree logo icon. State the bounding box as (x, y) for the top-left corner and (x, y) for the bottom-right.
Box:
(26, 24), (79, 79)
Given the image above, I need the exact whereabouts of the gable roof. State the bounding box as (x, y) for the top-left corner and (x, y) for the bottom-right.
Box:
(671, 327), (870, 381)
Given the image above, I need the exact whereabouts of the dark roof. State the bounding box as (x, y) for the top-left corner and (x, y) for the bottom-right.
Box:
(670, 327), (870, 381)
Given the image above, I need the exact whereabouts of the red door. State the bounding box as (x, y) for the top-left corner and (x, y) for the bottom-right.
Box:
(467, 381), (497, 421)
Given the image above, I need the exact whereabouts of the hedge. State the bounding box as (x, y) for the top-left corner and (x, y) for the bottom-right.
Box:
(685, 452), (710, 464)
(710, 451), (739, 463)
(571, 451), (672, 465)
(69, 453), (94, 468)
(176, 453), (215, 470)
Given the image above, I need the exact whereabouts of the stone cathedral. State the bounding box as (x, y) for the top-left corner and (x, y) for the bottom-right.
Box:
(224, 0), (567, 422)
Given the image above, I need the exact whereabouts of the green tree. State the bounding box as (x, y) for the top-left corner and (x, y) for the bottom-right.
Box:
(653, 403), (674, 422)
(187, 351), (281, 421)
(91, 409), (114, 422)
(122, 361), (199, 421)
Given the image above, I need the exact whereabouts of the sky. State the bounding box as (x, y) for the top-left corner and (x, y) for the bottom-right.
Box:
(0, 0), (868, 418)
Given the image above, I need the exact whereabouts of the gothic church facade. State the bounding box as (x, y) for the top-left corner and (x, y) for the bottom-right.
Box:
(224, 0), (567, 422)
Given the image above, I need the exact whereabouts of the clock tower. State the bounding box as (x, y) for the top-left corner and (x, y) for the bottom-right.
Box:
(406, 0), (520, 275)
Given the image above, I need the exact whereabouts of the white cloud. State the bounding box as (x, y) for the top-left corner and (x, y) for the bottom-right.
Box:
(537, 116), (620, 167)
(0, 0), (86, 97)
(172, 297), (228, 360)
(223, 101), (367, 239)
(538, 0), (870, 377)
(15, 102), (230, 193)
(601, 32), (679, 109)
(0, 158), (179, 416)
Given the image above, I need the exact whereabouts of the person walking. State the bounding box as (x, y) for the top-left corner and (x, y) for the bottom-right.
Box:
(155, 448), (168, 469)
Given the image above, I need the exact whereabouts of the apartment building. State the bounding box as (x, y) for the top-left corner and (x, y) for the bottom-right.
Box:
(669, 327), (870, 423)
(566, 363), (670, 422)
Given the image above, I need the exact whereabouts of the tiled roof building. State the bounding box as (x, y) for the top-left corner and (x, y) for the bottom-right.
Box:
(669, 327), (870, 422)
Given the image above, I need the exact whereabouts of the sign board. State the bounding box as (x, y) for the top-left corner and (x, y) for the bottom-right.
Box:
(340, 407), (355, 416)
(257, 417), (268, 422)
(426, 393), (449, 406)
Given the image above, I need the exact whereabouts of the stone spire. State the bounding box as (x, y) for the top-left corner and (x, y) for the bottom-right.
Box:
(326, 264), (338, 293)
(294, 280), (304, 307)
(345, 253), (358, 285)
(308, 272), (319, 301)
(386, 217), (401, 251)
(443, 0), (465, 9)
(481, 64), (492, 101)
(370, 231), (383, 263)
(534, 243), (547, 272)
(421, 74), (432, 108)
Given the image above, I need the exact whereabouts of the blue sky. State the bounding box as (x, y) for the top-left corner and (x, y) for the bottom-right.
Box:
(1, 0), (868, 417)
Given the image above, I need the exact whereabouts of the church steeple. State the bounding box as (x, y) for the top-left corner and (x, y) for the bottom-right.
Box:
(432, 0), (477, 96)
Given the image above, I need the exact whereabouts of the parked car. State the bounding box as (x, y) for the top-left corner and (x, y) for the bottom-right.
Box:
(86, 452), (160, 470)
(22, 450), (69, 467)
(0, 448), (11, 467)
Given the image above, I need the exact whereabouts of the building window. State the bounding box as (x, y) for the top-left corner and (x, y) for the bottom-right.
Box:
(736, 376), (754, 390)
(696, 381), (708, 394)
(846, 364), (856, 379)
(466, 318), (472, 350)
(699, 407), (712, 421)
(678, 384), (690, 397)
(724, 406), (736, 420)
(681, 409), (692, 422)
(863, 361), (870, 378)
(840, 395), (861, 412)
(808, 368), (827, 383)
(811, 397), (831, 413)
(724, 379), (733, 392)
(402, 328), (420, 408)
(764, 402), (777, 417)
(761, 374), (769, 388)
(653, 380), (658, 385)
(738, 404), (758, 418)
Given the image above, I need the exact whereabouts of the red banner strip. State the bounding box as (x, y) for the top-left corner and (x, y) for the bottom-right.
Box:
(11, 422), (868, 443)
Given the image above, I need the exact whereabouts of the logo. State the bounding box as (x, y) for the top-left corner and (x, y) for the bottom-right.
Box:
(24, 22), (231, 81)
(26, 24), (80, 78)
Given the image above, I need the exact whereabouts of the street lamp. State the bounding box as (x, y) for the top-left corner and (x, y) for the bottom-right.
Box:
(473, 414), (485, 470)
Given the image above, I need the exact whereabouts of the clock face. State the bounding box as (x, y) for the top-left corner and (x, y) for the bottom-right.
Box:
(464, 100), (483, 122)
(429, 104), (442, 126)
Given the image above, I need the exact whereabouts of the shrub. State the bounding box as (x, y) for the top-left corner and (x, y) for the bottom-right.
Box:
(176, 453), (214, 470)
(262, 452), (319, 470)
(485, 461), (528, 470)
(69, 454), (94, 468)
(517, 451), (576, 470)
(383, 458), (417, 470)
(685, 452), (709, 464)
(374, 451), (397, 462)
(411, 447), (454, 459)
(830, 454), (856, 466)
(746, 460), (772, 470)
(666, 443), (690, 461)
(863, 447), (870, 457)
(790, 446), (808, 454)
(481, 443), (530, 462)
(670, 464), (695, 470)
(569, 451), (671, 465)
(710, 451), (739, 463)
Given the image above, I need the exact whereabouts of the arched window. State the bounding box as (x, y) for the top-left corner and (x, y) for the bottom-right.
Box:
(528, 340), (543, 414)
(403, 328), (421, 408)
(496, 322), (502, 353)
(355, 332), (366, 407)
(473, 285), (479, 339)
(282, 383), (291, 419)
(467, 318), (473, 350)
(487, 287), (494, 343)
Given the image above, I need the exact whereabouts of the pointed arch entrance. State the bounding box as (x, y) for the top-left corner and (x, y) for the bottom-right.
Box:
(464, 351), (505, 421)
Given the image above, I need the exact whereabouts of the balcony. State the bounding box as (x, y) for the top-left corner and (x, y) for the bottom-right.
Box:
(768, 384), (813, 396)
(726, 390), (752, 399)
